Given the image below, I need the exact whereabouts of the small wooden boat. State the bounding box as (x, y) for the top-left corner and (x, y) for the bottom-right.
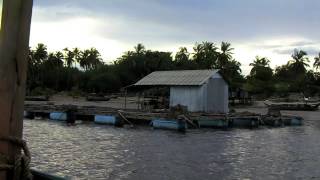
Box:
(31, 169), (70, 180)
(86, 96), (111, 101)
(25, 96), (49, 101)
(265, 102), (320, 111)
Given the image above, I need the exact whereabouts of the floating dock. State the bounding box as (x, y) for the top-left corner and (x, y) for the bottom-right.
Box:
(24, 103), (303, 131)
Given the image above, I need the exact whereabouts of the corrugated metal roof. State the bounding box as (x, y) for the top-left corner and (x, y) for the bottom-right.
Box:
(134, 70), (220, 86)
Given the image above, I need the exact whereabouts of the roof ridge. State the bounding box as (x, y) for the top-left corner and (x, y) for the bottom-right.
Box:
(134, 69), (220, 86)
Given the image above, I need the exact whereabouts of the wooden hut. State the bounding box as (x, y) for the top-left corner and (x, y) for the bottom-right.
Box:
(134, 70), (229, 113)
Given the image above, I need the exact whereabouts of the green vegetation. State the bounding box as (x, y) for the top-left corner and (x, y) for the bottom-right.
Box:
(26, 42), (320, 97)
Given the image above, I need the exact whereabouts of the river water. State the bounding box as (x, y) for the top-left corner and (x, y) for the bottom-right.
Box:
(23, 111), (320, 180)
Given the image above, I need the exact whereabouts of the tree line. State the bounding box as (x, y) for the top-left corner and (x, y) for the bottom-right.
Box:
(26, 42), (320, 97)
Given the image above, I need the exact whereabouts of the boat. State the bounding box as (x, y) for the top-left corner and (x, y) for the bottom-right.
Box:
(25, 95), (49, 101)
(265, 102), (320, 111)
(31, 169), (70, 180)
(86, 94), (111, 101)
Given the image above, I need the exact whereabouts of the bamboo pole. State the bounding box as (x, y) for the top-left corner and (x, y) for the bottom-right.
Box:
(0, 0), (33, 179)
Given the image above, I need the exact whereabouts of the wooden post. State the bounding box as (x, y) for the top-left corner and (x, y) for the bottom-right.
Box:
(0, 0), (33, 179)
(124, 88), (127, 110)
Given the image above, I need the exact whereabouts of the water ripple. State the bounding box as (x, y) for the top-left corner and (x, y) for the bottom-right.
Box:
(23, 116), (320, 180)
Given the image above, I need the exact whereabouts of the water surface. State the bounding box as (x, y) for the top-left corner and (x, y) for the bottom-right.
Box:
(24, 112), (320, 180)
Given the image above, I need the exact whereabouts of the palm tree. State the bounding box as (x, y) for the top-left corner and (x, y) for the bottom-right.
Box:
(73, 48), (81, 67)
(175, 47), (190, 66)
(63, 48), (75, 68)
(249, 56), (273, 79)
(220, 42), (234, 57)
(192, 41), (218, 68)
(78, 48), (103, 70)
(33, 43), (48, 65)
(314, 52), (320, 70)
(289, 49), (309, 74)
(44, 51), (64, 69)
(250, 56), (270, 67)
(218, 41), (234, 68)
(88, 48), (103, 69)
(78, 50), (90, 70)
(134, 43), (145, 55)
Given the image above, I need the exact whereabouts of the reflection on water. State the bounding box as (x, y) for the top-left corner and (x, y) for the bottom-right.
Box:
(23, 116), (320, 180)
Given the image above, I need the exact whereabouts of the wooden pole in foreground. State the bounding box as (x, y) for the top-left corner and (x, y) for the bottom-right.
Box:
(0, 0), (33, 179)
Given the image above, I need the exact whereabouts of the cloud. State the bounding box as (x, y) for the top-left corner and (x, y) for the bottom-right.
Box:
(30, 0), (320, 73)
(274, 47), (319, 56)
(33, 0), (320, 42)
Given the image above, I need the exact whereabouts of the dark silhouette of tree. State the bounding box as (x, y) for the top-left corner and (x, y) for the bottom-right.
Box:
(218, 41), (234, 68)
(33, 43), (48, 65)
(246, 56), (274, 94)
(78, 48), (103, 70)
(134, 43), (146, 55)
(193, 41), (219, 69)
(289, 49), (309, 74)
(249, 56), (272, 79)
(63, 48), (75, 68)
(314, 52), (320, 70)
(25, 42), (320, 97)
(174, 47), (196, 70)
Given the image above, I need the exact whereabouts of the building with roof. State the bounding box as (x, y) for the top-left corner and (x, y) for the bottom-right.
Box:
(134, 70), (229, 113)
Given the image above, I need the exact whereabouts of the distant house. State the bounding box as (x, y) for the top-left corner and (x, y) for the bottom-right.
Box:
(134, 70), (229, 113)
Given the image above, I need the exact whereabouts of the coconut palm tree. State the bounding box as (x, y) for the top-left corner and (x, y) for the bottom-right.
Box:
(73, 48), (81, 67)
(249, 56), (273, 80)
(193, 41), (218, 68)
(220, 42), (234, 57)
(33, 43), (48, 65)
(63, 48), (75, 68)
(250, 56), (270, 67)
(175, 47), (190, 67)
(289, 49), (309, 74)
(134, 43), (145, 55)
(218, 41), (234, 68)
(314, 52), (320, 71)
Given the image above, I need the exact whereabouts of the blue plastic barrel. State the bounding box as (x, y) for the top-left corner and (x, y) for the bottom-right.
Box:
(94, 115), (119, 125)
(151, 119), (186, 131)
(283, 115), (303, 126)
(229, 117), (259, 128)
(290, 116), (303, 126)
(49, 112), (67, 121)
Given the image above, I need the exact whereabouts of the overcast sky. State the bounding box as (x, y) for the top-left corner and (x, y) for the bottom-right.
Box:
(15, 0), (320, 74)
